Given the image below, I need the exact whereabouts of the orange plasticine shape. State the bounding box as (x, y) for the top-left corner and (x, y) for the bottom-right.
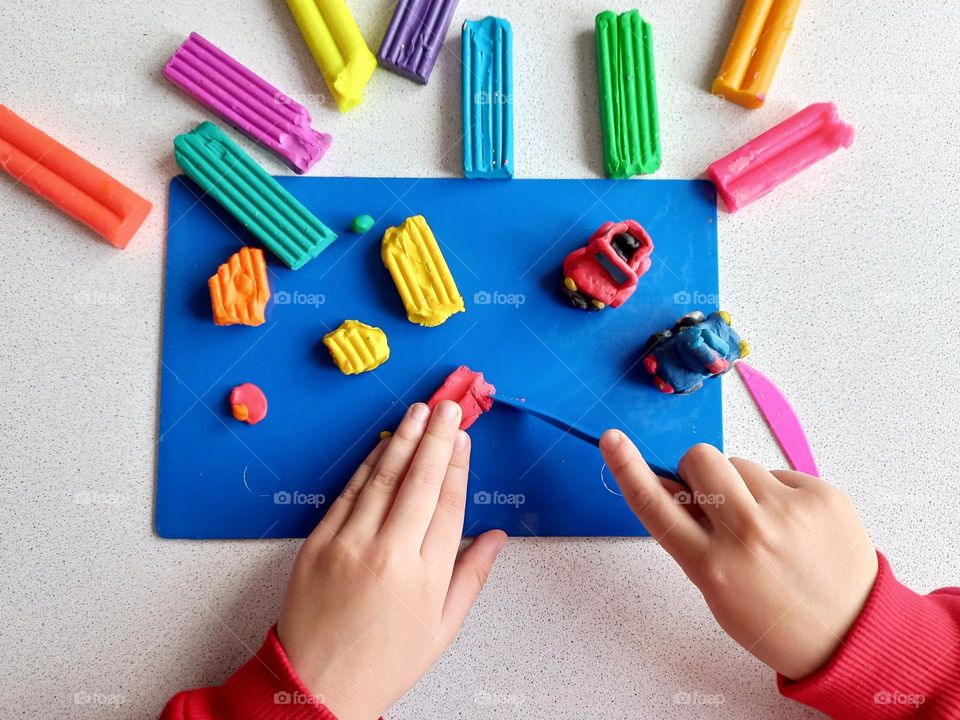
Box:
(209, 247), (271, 326)
(0, 105), (152, 249)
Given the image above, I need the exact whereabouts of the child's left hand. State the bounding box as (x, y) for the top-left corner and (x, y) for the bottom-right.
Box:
(277, 401), (507, 720)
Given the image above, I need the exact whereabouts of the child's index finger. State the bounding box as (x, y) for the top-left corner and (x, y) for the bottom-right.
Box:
(381, 400), (463, 545)
(600, 430), (709, 567)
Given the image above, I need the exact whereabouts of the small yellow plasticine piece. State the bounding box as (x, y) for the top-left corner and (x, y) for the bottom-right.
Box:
(323, 320), (390, 375)
(209, 247), (271, 326)
(285, 0), (377, 112)
(381, 215), (465, 327)
(379, 430), (392, 440)
(712, 0), (802, 109)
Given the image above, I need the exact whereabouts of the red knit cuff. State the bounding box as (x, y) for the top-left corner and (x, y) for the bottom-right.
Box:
(778, 552), (960, 719)
(161, 626), (338, 720)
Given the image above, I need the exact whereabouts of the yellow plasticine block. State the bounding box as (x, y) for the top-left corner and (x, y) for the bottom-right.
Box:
(323, 320), (390, 375)
(712, 0), (801, 109)
(285, 0), (377, 112)
(381, 215), (465, 327)
(209, 247), (271, 326)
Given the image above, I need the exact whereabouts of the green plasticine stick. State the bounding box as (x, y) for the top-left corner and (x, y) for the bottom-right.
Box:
(174, 122), (337, 270)
(595, 10), (661, 178)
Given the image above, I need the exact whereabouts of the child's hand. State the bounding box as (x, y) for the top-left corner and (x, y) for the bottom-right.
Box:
(600, 431), (878, 681)
(278, 401), (507, 720)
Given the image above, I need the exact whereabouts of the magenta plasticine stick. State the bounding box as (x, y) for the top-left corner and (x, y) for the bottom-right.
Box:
(707, 102), (854, 213)
(163, 33), (331, 174)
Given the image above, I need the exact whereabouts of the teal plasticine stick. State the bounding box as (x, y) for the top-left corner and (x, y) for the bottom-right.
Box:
(174, 122), (337, 269)
(596, 10), (661, 178)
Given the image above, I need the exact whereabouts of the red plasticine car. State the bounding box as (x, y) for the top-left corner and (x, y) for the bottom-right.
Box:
(561, 220), (654, 310)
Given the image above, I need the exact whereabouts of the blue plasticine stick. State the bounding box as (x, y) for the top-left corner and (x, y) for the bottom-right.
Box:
(462, 17), (514, 179)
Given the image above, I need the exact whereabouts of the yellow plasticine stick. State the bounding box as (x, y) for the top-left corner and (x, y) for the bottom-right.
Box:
(382, 215), (464, 327)
(286, 0), (377, 112)
(712, 0), (801, 109)
(323, 320), (390, 374)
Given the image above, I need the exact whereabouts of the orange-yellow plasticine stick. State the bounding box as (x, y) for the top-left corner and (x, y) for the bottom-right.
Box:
(0, 105), (152, 249)
(712, 0), (802, 110)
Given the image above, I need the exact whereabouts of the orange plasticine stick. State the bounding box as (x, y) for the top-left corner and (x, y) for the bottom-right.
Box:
(0, 105), (152, 249)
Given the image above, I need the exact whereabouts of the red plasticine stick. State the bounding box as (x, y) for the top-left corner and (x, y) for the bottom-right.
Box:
(428, 365), (496, 430)
(0, 105), (152, 249)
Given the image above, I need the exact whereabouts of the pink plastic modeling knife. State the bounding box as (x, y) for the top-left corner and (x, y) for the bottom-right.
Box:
(736, 362), (819, 477)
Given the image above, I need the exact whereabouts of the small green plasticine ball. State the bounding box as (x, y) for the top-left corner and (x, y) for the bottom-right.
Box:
(350, 214), (375, 234)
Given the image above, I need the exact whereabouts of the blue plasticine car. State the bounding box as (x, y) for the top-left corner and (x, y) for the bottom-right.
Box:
(642, 311), (750, 394)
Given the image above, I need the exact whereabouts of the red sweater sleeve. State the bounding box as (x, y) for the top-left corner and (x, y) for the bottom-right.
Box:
(779, 552), (960, 719)
(159, 626), (338, 720)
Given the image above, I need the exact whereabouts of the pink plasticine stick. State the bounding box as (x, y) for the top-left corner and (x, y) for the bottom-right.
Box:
(163, 33), (331, 174)
(707, 102), (854, 213)
(736, 362), (819, 477)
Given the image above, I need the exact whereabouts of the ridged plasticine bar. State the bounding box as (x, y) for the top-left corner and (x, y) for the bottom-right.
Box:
(379, 0), (460, 84)
(596, 10), (661, 178)
(706, 102), (854, 213)
(163, 32), (332, 174)
(462, 17), (514, 179)
(382, 215), (464, 326)
(0, 105), (152, 249)
(712, 0), (802, 110)
(209, 247), (271, 327)
(323, 320), (390, 375)
(174, 122), (337, 269)
(285, 0), (377, 112)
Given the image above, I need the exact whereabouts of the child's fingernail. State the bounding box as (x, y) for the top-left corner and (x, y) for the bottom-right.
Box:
(436, 400), (461, 420)
(601, 429), (623, 448)
(454, 430), (469, 450)
(410, 403), (430, 421)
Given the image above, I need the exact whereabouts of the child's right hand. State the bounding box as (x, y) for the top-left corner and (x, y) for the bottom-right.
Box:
(277, 401), (507, 720)
(599, 431), (879, 681)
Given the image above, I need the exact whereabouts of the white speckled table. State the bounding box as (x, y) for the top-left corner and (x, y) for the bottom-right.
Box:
(2, 1), (959, 718)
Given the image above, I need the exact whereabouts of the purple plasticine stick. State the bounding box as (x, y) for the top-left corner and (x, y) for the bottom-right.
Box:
(163, 32), (331, 174)
(378, 0), (460, 84)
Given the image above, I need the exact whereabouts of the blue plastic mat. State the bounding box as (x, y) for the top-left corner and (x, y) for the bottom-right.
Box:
(158, 176), (721, 539)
